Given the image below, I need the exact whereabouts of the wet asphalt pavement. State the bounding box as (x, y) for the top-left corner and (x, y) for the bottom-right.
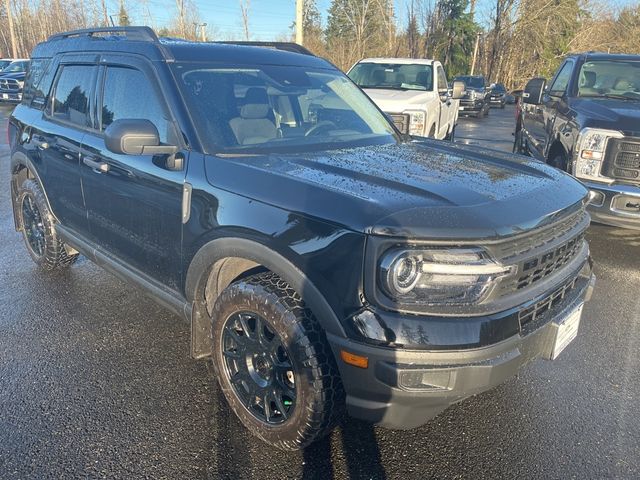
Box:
(1, 104), (639, 479)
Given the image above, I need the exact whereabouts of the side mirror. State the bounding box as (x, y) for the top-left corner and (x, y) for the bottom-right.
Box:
(451, 80), (465, 99)
(523, 77), (546, 105)
(104, 119), (178, 156)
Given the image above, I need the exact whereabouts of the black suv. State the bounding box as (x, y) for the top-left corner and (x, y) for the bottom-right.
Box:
(515, 52), (640, 229)
(453, 75), (491, 117)
(489, 83), (507, 108)
(10, 27), (595, 450)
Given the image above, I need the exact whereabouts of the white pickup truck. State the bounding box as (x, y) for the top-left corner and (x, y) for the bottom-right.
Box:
(347, 58), (464, 140)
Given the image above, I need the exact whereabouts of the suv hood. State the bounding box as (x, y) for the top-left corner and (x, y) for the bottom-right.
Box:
(362, 88), (436, 112)
(571, 97), (640, 136)
(206, 141), (587, 240)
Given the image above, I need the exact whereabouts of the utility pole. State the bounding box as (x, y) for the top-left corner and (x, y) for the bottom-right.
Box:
(4, 0), (17, 58)
(470, 32), (480, 75)
(295, 0), (304, 46)
(193, 22), (207, 41)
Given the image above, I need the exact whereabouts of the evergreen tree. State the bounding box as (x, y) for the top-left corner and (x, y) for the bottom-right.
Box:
(118, 1), (130, 27)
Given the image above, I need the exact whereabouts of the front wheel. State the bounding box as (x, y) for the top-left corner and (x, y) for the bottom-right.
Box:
(445, 125), (456, 142)
(210, 272), (344, 450)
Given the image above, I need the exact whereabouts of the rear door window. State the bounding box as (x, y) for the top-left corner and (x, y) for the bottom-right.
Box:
(50, 65), (96, 128)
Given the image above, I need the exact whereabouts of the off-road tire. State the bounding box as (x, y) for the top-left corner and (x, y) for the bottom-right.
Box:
(17, 179), (79, 270)
(210, 272), (345, 450)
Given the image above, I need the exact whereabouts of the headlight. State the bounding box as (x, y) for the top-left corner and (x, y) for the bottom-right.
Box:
(17, 80), (24, 88)
(574, 128), (622, 183)
(379, 247), (515, 307)
(407, 110), (426, 136)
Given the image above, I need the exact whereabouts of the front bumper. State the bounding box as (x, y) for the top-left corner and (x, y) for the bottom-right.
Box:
(458, 99), (484, 114)
(489, 97), (505, 106)
(328, 269), (595, 430)
(0, 90), (22, 103)
(584, 181), (640, 230)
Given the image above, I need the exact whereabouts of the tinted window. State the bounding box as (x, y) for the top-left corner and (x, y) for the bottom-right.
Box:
(454, 76), (485, 89)
(549, 62), (573, 96)
(173, 64), (396, 153)
(51, 65), (95, 127)
(101, 67), (172, 143)
(23, 58), (51, 108)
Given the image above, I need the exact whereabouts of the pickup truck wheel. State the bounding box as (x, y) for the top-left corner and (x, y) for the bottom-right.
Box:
(513, 130), (526, 154)
(549, 153), (568, 172)
(445, 125), (456, 142)
(17, 179), (79, 270)
(211, 272), (344, 450)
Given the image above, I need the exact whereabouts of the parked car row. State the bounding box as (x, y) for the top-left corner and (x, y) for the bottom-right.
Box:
(0, 58), (29, 104)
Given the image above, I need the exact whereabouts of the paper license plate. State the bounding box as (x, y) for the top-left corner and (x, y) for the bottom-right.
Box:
(551, 303), (583, 360)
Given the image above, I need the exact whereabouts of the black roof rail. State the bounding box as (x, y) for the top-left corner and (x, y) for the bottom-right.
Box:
(215, 41), (314, 56)
(48, 26), (159, 43)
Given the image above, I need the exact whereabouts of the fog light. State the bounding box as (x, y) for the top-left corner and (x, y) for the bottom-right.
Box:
(587, 190), (605, 207)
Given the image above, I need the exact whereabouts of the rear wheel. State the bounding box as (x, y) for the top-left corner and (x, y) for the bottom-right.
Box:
(211, 272), (344, 450)
(17, 179), (78, 270)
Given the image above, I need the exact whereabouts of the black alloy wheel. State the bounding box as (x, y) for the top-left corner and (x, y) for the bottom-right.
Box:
(21, 193), (46, 259)
(221, 311), (296, 425)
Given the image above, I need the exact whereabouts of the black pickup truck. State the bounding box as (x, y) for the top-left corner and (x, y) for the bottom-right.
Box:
(515, 52), (640, 229)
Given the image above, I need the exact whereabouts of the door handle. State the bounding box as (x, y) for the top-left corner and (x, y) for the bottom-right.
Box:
(83, 156), (110, 173)
(32, 135), (49, 150)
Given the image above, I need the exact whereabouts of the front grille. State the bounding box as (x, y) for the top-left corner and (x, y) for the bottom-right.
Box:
(604, 138), (640, 183)
(389, 113), (409, 134)
(492, 209), (588, 259)
(493, 207), (589, 297)
(518, 276), (578, 326)
(514, 232), (585, 289)
(0, 78), (20, 91)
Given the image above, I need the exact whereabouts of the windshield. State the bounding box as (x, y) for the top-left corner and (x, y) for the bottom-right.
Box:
(0, 60), (12, 71)
(348, 63), (434, 91)
(455, 76), (485, 89)
(492, 84), (506, 93)
(173, 64), (397, 154)
(578, 60), (640, 100)
(3, 61), (28, 73)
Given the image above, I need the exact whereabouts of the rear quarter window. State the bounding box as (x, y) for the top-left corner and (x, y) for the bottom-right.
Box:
(22, 58), (51, 108)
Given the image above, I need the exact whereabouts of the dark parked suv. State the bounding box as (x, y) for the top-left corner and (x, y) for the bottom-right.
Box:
(10, 27), (595, 450)
(515, 52), (640, 229)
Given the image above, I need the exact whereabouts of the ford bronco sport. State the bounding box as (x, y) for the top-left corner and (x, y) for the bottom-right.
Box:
(10, 27), (595, 450)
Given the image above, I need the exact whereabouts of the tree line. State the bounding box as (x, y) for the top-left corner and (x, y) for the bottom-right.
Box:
(309, 0), (640, 88)
(0, 0), (638, 90)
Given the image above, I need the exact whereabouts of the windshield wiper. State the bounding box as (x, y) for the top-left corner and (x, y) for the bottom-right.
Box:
(359, 85), (409, 91)
(582, 93), (640, 101)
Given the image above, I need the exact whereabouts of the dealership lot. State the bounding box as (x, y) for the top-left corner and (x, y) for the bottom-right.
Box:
(1, 105), (639, 479)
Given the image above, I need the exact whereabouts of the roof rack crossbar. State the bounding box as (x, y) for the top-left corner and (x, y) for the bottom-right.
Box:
(214, 41), (314, 56)
(48, 26), (159, 43)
